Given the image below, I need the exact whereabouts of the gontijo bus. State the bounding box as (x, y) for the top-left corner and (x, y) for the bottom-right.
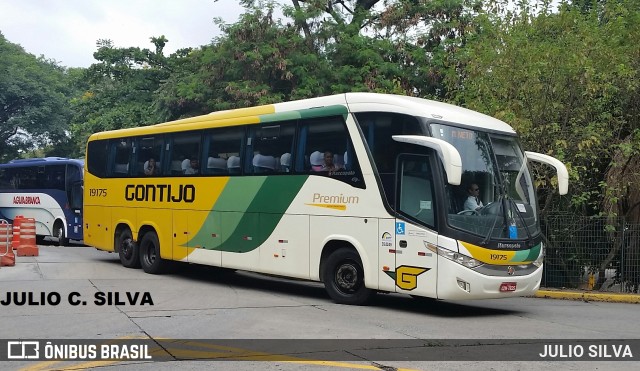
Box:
(0, 157), (84, 245)
(84, 93), (568, 304)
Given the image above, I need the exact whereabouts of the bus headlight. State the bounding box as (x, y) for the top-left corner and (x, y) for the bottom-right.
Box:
(437, 246), (483, 268)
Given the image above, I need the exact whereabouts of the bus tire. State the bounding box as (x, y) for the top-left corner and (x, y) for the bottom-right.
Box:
(54, 223), (68, 246)
(118, 229), (140, 268)
(323, 248), (373, 305)
(139, 232), (166, 274)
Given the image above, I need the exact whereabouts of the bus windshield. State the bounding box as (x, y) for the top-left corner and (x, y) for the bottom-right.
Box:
(431, 123), (539, 241)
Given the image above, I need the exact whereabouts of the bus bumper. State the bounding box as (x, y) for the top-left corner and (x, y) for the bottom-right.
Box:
(436, 257), (543, 300)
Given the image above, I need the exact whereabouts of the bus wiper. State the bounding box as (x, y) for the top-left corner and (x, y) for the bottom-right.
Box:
(506, 196), (533, 247)
(480, 194), (503, 246)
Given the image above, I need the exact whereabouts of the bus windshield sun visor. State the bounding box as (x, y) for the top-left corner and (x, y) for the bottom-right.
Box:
(392, 135), (462, 185)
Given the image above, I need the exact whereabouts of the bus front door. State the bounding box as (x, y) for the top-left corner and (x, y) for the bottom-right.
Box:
(393, 154), (438, 298)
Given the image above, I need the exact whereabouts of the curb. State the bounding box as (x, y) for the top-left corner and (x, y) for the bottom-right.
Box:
(535, 289), (640, 304)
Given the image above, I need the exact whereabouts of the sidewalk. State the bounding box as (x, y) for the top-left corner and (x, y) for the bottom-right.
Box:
(535, 288), (640, 304)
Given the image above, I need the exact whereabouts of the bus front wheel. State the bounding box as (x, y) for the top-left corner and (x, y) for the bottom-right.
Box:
(139, 232), (166, 274)
(323, 248), (373, 305)
(54, 222), (68, 246)
(118, 229), (140, 268)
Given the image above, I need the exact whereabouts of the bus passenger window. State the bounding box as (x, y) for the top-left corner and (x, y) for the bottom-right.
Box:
(109, 138), (133, 177)
(248, 122), (295, 174)
(169, 133), (201, 176)
(296, 116), (364, 188)
(137, 136), (164, 176)
(204, 126), (245, 175)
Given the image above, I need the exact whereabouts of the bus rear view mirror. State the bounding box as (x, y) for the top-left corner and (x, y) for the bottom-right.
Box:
(525, 151), (569, 195)
(392, 135), (462, 185)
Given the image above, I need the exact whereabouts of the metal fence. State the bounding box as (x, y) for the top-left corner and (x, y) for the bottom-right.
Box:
(541, 213), (640, 293)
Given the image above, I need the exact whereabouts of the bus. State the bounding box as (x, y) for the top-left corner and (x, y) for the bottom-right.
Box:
(0, 157), (84, 245)
(84, 93), (568, 304)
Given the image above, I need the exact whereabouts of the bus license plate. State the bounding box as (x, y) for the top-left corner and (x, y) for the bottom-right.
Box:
(499, 282), (517, 292)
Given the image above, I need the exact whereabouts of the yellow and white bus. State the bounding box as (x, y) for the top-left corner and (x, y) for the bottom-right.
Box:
(84, 93), (568, 304)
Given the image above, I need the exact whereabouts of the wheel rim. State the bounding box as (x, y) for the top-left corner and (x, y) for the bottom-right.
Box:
(334, 261), (361, 294)
(143, 240), (156, 265)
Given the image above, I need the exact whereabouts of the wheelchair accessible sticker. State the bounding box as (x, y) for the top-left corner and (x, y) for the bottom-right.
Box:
(395, 222), (405, 235)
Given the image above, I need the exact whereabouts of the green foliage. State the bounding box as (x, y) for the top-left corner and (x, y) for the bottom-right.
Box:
(0, 32), (75, 161)
(447, 0), (640, 216)
(155, 5), (329, 117)
(68, 36), (176, 155)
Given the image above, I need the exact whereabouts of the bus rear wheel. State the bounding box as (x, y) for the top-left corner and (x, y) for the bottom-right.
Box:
(323, 248), (373, 305)
(139, 232), (166, 274)
(118, 229), (140, 268)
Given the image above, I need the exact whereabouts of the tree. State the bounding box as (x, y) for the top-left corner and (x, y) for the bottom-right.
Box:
(156, 0), (482, 118)
(155, 4), (329, 118)
(0, 32), (74, 161)
(69, 36), (179, 155)
(446, 0), (640, 288)
(447, 0), (639, 216)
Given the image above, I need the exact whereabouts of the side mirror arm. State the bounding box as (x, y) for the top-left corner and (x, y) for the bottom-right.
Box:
(525, 151), (569, 195)
(392, 135), (462, 185)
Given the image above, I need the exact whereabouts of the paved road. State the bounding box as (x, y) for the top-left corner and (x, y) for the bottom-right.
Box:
(1, 244), (639, 370)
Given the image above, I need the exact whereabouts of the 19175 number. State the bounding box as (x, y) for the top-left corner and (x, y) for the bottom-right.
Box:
(89, 188), (107, 197)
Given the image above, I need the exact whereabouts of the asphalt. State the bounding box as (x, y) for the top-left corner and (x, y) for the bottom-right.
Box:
(2, 243), (639, 304)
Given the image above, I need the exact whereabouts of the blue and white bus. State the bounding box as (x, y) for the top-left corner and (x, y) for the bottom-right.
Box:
(0, 157), (84, 245)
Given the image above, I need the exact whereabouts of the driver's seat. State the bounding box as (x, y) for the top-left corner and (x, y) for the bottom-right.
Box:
(446, 185), (466, 214)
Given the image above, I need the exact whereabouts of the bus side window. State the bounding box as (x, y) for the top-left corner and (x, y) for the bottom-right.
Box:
(204, 126), (245, 175)
(169, 132), (201, 176)
(109, 139), (134, 177)
(295, 116), (364, 187)
(137, 136), (164, 176)
(297, 117), (350, 172)
(247, 122), (295, 174)
(87, 140), (108, 178)
(45, 165), (66, 191)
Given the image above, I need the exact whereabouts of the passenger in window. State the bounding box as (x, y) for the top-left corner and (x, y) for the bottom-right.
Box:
(184, 159), (199, 175)
(464, 183), (483, 211)
(320, 151), (343, 172)
(144, 158), (159, 176)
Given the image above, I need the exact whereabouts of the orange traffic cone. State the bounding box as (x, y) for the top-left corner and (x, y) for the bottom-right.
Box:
(1, 220), (15, 266)
(17, 217), (38, 257)
(11, 215), (23, 250)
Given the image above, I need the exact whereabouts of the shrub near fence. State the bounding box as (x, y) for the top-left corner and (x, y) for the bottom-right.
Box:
(541, 213), (640, 293)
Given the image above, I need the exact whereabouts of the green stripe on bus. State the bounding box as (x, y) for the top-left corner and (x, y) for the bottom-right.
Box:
(258, 111), (301, 123)
(524, 243), (541, 261)
(258, 105), (348, 123)
(512, 243), (541, 262)
(214, 177), (266, 211)
(298, 105), (348, 119)
(188, 176), (308, 253)
(216, 176), (308, 252)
